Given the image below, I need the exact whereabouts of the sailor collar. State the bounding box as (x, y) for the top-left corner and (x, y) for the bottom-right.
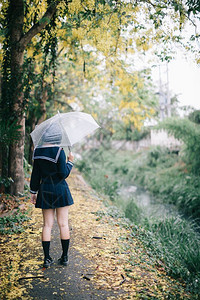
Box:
(33, 146), (62, 163)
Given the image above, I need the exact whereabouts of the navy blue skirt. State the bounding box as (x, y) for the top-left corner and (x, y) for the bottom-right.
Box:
(35, 179), (74, 209)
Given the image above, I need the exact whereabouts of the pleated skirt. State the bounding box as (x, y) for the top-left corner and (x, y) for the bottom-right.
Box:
(35, 180), (74, 209)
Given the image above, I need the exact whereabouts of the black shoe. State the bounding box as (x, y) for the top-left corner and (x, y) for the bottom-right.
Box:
(58, 256), (68, 266)
(43, 257), (54, 268)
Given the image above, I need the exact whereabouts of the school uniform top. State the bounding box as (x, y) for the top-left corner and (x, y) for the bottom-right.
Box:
(30, 146), (74, 209)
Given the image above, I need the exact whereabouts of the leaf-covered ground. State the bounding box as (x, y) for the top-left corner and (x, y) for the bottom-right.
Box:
(0, 169), (191, 299)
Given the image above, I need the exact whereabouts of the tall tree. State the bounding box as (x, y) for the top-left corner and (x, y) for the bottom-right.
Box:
(1, 0), (60, 194)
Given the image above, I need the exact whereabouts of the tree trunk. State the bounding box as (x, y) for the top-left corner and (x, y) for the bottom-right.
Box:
(2, 0), (59, 194)
(0, 144), (9, 178)
(9, 116), (25, 195)
(8, 0), (25, 195)
(0, 144), (2, 177)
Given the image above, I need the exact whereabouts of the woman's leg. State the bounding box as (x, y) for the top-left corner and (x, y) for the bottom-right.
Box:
(56, 206), (70, 239)
(42, 208), (55, 241)
(42, 209), (55, 265)
(56, 206), (70, 264)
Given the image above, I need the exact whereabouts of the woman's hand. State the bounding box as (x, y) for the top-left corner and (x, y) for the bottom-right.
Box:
(67, 152), (74, 162)
(30, 193), (37, 205)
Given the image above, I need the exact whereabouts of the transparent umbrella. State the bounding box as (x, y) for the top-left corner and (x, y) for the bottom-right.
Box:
(30, 112), (100, 150)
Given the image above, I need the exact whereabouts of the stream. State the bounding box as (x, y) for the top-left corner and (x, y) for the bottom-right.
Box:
(117, 184), (180, 220)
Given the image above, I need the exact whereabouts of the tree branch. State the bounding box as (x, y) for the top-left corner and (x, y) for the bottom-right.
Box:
(20, 0), (61, 49)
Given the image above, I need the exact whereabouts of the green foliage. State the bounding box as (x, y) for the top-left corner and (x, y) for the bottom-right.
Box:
(186, 0), (200, 14)
(0, 120), (21, 145)
(1, 2), (14, 119)
(23, 158), (32, 178)
(137, 216), (200, 295)
(148, 217), (200, 274)
(188, 110), (200, 124)
(146, 146), (169, 167)
(112, 122), (150, 141)
(74, 159), (91, 174)
(0, 120), (21, 178)
(158, 117), (200, 174)
(0, 177), (13, 188)
(124, 199), (143, 224)
(76, 150), (119, 200)
(0, 210), (30, 235)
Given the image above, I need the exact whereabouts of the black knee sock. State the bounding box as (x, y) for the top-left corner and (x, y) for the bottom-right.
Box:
(42, 241), (51, 259)
(61, 239), (70, 257)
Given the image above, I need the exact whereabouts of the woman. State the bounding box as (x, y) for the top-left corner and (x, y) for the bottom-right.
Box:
(30, 124), (74, 268)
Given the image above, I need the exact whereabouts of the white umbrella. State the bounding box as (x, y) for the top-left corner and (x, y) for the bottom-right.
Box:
(30, 112), (100, 150)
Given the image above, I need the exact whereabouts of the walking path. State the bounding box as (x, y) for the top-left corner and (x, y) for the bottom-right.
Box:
(0, 169), (190, 299)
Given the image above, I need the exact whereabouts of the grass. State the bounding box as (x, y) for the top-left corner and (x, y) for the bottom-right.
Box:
(144, 216), (200, 285)
(94, 203), (200, 297)
(76, 146), (200, 296)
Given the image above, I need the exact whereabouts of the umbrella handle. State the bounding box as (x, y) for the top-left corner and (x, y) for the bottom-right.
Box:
(68, 146), (72, 152)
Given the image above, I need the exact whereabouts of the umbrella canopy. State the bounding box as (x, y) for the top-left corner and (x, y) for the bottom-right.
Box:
(30, 112), (100, 148)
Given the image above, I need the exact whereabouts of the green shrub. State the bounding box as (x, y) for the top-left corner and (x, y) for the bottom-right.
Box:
(158, 117), (200, 175)
(0, 177), (14, 188)
(75, 159), (92, 174)
(125, 199), (143, 224)
(0, 120), (21, 145)
(147, 217), (200, 290)
(188, 110), (200, 124)
(0, 210), (30, 234)
(134, 216), (200, 295)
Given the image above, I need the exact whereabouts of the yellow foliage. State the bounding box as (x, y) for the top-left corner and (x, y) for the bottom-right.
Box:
(84, 0), (95, 11)
(196, 57), (200, 65)
(67, 96), (77, 104)
(24, 0), (48, 33)
(44, 76), (53, 84)
(68, 0), (82, 14)
(118, 97), (155, 130)
(35, 62), (42, 73)
(1, 0), (195, 128)
(26, 47), (35, 58)
(72, 27), (86, 40)
(91, 112), (98, 120)
(119, 100), (138, 110)
(58, 28), (67, 39)
(0, 0), (9, 18)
